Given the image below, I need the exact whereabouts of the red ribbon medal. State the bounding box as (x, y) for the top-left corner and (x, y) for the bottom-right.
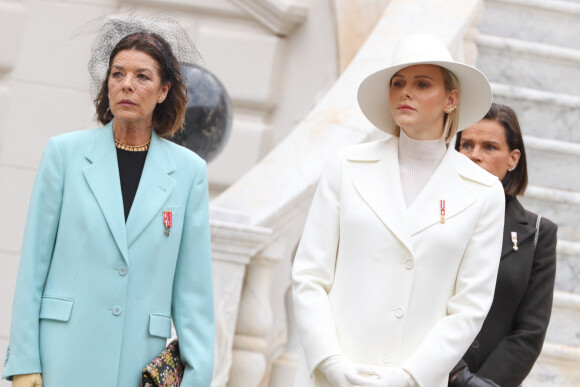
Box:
(440, 200), (446, 224)
(163, 211), (172, 236)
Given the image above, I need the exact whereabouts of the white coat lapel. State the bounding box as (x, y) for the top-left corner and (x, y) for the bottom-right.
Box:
(407, 148), (476, 235)
(125, 133), (176, 247)
(83, 124), (129, 262)
(350, 138), (414, 254)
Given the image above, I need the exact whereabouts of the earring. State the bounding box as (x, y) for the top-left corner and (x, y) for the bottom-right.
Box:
(508, 167), (515, 172)
(158, 98), (164, 103)
(446, 105), (457, 113)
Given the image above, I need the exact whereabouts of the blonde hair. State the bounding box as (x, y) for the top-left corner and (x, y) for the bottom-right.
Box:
(441, 68), (460, 144)
(391, 66), (460, 144)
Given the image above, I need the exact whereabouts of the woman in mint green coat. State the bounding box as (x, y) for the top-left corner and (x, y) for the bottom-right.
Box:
(2, 26), (214, 387)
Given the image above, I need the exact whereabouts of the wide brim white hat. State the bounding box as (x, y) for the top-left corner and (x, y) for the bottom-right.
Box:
(357, 34), (492, 134)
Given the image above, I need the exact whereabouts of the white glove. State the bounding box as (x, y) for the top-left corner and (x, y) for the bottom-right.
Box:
(318, 355), (358, 387)
(345, 365), (417, 387)
(12, 373), (43, 387)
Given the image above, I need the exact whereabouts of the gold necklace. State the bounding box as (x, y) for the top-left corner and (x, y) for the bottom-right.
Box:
(114, 138), (151, 152)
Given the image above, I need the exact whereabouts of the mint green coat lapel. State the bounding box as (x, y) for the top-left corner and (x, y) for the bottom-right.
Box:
(126, 132), (175, 247)
(82, 125), (176, 261)
(83, 124), (129, 262)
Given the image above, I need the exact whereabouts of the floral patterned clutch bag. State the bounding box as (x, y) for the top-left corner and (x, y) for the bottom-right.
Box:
(141, 339), (184, 387)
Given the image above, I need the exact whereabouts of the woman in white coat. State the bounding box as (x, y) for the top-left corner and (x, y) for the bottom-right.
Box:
(292, 34), (505, 387)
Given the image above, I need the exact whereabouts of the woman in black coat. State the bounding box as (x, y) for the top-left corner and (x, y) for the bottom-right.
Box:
(449, 103), (558, 387)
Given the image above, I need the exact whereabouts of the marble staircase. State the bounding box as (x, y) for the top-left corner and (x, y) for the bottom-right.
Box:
(476, 0), (580, 384)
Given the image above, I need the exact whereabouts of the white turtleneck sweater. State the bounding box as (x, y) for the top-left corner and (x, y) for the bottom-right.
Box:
(398, 129), (447, 208)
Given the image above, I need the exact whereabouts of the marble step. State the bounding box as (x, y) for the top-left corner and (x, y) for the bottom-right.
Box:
(479, 0), (580, 50)
(544, 291), (580, 348)
(475, 34), (580, 96)
(525, 342), (580, 386)
(556, 240), (580, 293)
(491, 83), (580, 143)
(520, 185), (580, 243)
(528, 291), (580, 387)
(525, 288), (580, 386)
(523, 136), (580, 191)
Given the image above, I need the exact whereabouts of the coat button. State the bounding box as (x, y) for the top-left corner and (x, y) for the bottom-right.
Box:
(404, 259), (414, 269)
(118, 266), (128, 276)
(382, 354), (392, 364)
(112, 306), (122, 316)
(472, 339), (480, 349)
(393, 307), (405, 318)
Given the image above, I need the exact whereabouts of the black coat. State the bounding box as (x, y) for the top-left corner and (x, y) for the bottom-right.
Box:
(450, 196), (558, 387)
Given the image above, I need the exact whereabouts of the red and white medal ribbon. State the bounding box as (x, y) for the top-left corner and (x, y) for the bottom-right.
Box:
(511, 231), (518, 251)
(163, 211), (172, 236)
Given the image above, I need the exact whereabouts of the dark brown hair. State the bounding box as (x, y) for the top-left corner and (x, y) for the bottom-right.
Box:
(94, 32), (188, 137)
(455, 103), (528, 196)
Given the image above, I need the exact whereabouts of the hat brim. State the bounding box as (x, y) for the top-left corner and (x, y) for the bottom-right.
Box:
(357, 60), (492, 134)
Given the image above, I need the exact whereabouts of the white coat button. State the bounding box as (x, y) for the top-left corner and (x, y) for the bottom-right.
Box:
(112, 306), (122, 316)
(393, 307), (405, 318)
(404, 259), (414, 269)
(118, 266), (128, 276)
(382, 354), (392, 364)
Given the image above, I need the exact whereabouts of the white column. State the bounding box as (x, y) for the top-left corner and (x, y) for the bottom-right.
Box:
(267, 285), (300, 387)
(210, 211), (272, 387)
(227, 237), (287, 387)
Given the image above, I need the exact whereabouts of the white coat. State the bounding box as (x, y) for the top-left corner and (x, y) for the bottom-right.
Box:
(292, 136), (505, 387)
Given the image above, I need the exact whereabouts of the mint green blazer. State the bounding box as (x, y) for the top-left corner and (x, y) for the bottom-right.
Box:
(2, 123), (214, 386)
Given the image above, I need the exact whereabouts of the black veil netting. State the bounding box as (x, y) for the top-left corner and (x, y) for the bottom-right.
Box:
(74, 12), (231, 161)
(74, 12), (203, 98)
